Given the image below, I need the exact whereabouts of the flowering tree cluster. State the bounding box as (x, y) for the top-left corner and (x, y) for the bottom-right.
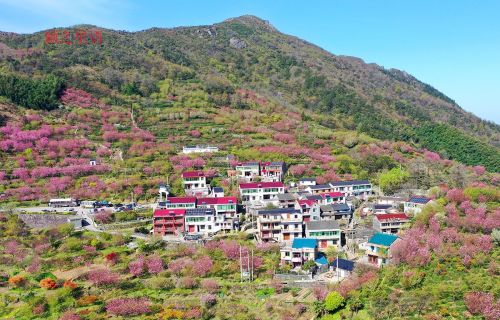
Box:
(105, 298), (151, 316)
(464, 292), (500, 320)
(191, 256), (213, 277)
(87, 268), (120, 286)
(60, 87), (100, 108)
(129, 255), (164, 276)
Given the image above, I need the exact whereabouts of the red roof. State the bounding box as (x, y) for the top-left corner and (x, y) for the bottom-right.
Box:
(182, 171), (205, 178)
(166, 197), (196, 204)
(298, 199), (316, 207)
(154, 209), (186, 217)
(197, 196), (237, 205)
(376, 213), (409, 221)
(239, 181), (284, 189)
(320, 192), (344, 198)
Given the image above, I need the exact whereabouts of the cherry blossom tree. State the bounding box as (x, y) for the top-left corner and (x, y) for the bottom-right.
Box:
(146, 255), (164, 274)
(106, 298), (151, 316)
(191, 255), (213, 277)
(87, 268), (120, 286)
(129, 255), (145, 276)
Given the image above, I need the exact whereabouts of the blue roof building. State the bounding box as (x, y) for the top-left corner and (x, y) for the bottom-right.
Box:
(292, 238), (318, 249)
(368, 233), (398, 247)
(331, 258), (355, 271)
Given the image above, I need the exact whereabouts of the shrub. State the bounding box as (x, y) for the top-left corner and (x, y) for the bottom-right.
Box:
(39, 278), (57, 289)
(59, 311), (81, 320)
(106, 297), (151, 316)
(177, 277), (197, 289)
(191, 255), (213, 277)
(464, 291), (500, 320)
(201, 279), (219, 292)
(324, 291), (344, 312)
(8, 275), (25, 287)
(77, 295), (98, 306)
(146, 255), (164, 274)
(200, 293), (217, 308)
(129, 256), (145, 276)
(63, 279), (78, 290)
(145, 277), (175, 290)
(87, 268), (119, 286)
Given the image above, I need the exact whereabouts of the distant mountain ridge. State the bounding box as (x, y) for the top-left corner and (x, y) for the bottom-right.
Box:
(0, 15), (499, 170)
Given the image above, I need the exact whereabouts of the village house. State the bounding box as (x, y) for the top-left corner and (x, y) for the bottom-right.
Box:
(404, 195), (432, 215)
(257, 207), (303, 242)
(197, 197), (238, 232)
(158, 197), (196, 209)
(239, 181), (285, 204)
(371, 204), (396, 214)
(365, 233), (399, 267)
(260, 161), (286, 182)
(277, 193), (296, 208)
(318, 192), (345, 205)
(211, 187), (225, 198)
(280, 238), (318, 267)
(295, 199), (321, 222)
(328, 180), (372, 198)
(158, 184), (169, 202)
(182, 145), (219, 154)
(305, 220), (341, 250)
(153, 209), (186, 236)
(298, 178), (316, 187)
(306, 184), (334, 194)
(235, 161), (261, 181)
(373, 213), (410, 234)
(182, 171), (210, 196)
(330, 258), (355, 278)
(184, 208), (216, 235)
(320, 203), (352, 221)
(377, 196), (406, 206)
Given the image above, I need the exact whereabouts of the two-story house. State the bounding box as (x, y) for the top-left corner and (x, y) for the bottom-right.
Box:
(184, 208), (217, 235)
(305, 220), (341, 250)
(320, 203), (352, 220)
(365, 233), (399, 267)
(280, 238), (318, 267)
(239, 181), (285, 204)
(373, 213), (410, 234)
(261, 161), (286, 182)
(328, 180), (372, 198)
(235, 161), (261, 181)
(182, 171), (210, 196)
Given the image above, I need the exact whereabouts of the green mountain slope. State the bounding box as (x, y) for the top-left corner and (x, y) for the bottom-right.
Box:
(0, 15), (499, 172)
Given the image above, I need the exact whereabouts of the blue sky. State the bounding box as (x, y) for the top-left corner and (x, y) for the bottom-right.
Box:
(1, 0), (499, 124)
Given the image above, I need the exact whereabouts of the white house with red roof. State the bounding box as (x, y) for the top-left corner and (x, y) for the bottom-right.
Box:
(295, 199), (321, 222)
(373, 213), (410, 234)
(182, 171), (210, 196)
(318, 192), (345, 205)
(239, 181), (285, 204)
(197, 196), (238, 232)
(158, 197), (197, 209)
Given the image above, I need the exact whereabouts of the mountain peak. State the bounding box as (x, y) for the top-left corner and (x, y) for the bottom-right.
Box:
(221, 15), (276, 31)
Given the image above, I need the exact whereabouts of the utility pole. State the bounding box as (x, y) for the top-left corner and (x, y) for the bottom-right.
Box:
(336, 253), (339, 282)
(239, 246), (243, 283)
(251, 249), (254, 281)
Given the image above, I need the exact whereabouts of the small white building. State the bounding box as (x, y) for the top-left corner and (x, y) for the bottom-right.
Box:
(330, 258), (355, 278)
(403, 196), (432, 215)
(298, 178), (316, 187)
(182, 145), (219, 154)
